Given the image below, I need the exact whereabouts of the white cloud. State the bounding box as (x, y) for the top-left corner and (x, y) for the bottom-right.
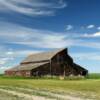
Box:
(65, 25), (73, 30)
(0, 0), (67, 16)
(97, 27), (100, 30)
(0, 57), (14, 67)
(6, 51), (14, 55)
(83, 32), (100, 37)
(87, 25), (95, 29)
(0, 60), (6, 65)
(93, 32), (100, 37)
(0, 66), (13, 74)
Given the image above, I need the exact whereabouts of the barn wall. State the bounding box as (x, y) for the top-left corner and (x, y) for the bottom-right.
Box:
(50, 63), (79, 76)
(50, 50), (82, 76)
(5, 70), (31, 77)
(31, 63), (50, 76)
(5, 71), (16, 76)
(30, 50), (81, 76)
(51, 49), (73, 65)
(73, 63), (88, 76)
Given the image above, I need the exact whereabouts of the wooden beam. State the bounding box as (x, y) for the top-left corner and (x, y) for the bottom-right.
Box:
(63, 65), (66, 77)
(50, 60), (52, 76)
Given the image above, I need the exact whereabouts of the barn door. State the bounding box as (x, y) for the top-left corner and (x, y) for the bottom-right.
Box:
(60, 64), (65, 76)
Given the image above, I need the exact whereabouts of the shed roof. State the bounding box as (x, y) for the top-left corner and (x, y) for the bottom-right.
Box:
(73, 63), (88, 71)
(6, 62), (49, 71)
(21, 48), (67, 64)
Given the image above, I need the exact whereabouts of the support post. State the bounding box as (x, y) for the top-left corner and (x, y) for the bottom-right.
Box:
(50, 60), (52, 76)
(63, 65), (66, 77)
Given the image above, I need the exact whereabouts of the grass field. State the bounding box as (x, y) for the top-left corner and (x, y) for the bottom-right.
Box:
(0, 74), (100, 100)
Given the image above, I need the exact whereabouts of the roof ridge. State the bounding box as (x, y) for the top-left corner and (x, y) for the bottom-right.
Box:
(28, 48), (66, 56)
(21, 48), (67, 63)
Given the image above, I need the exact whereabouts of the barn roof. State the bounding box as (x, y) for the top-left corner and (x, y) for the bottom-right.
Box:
(21, 48), (67, 64)
(73, 63), (88, 72)
(6, 48), (67, 71)
(6, 62), (49, 71)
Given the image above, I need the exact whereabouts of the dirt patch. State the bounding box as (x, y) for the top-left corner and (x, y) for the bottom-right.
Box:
(0, 87), (93, 100)
(0, 89), (54, 100)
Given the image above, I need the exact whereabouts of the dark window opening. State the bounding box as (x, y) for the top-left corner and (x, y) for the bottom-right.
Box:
(82, 71), (87, 76)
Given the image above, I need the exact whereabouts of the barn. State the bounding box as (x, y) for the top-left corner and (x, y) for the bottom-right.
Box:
(5, 48), (88, 77)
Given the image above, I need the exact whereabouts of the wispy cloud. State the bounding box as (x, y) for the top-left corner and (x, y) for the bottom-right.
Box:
(65, 25), (73, 30)
(87, 25), (95, 29)
(0, 22), (100, 49)
(0, 48), (14, 67)
(0, 0), (67, 16)
(0, 22), (74, 49)
(97, 27), (100, 30)
(76, 41), (100, 49)
(83, 32), (100, 37)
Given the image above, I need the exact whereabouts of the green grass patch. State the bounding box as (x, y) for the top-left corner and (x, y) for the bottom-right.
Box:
(1, 73), (100, 81)
(86, 73), (100, 79)
(0, 75), (100, 99)
(0, 74), (86, 80)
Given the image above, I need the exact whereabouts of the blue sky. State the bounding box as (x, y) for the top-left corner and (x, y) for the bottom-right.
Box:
(0, 0), (100, 73)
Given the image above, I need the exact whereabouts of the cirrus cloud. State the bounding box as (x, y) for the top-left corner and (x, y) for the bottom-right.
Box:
(0, 0), (67, 16)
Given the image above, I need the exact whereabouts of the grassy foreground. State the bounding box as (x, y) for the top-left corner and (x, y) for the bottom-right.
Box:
(0, 74), (100, 100)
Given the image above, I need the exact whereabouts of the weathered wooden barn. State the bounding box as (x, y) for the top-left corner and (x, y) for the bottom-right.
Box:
(5, 48), (88, 77)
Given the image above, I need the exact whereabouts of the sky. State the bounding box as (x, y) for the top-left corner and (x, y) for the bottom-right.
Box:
(0, 0), (100, 73)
